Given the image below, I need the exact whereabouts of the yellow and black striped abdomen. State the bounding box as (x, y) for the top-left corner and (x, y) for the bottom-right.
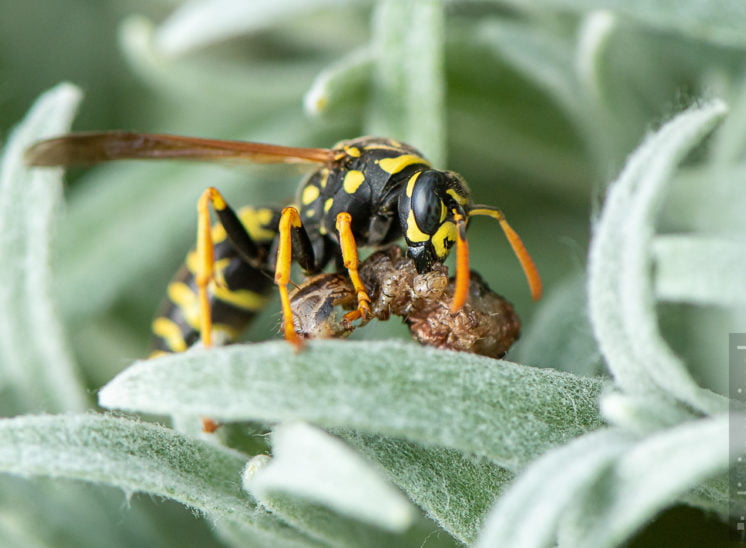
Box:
(150, 206), (281, 355)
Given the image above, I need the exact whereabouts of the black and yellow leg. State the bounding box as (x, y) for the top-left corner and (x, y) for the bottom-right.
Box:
(196, 186), (268, 347)
(196, 189), (217, 347)
(274, 206), (317, 348)
(335, 212), (372, 325)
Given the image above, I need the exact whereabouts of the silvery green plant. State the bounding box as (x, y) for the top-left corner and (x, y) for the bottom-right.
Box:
(1, 1), (745, 546)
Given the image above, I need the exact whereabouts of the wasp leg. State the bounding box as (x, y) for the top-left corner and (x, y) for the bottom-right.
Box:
(335, 212), (372, 325)
(275, 206), (317, 349)
(151, 206), (279, 357)
(196, 187), (273, 347)
(450, 209), (470, 313)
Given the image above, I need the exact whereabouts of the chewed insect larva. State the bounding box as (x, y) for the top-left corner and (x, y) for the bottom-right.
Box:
(289, 246), (521, 358)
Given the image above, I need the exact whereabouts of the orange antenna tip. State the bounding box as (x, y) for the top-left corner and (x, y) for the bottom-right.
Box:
(469, 205), (542, 301)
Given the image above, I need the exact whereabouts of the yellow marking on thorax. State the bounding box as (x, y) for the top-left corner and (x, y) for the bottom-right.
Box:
(301, 184), (320, 205)
(377, 154), (429, 175)
(344, 146), (361, 157)
(406, 210), (430, 243)
(343, 170), (365, 194)
(324, 197), (334, 213)
(431, 221), (457, 259)
(152, 317), (188, 353)
(237, 207), (277, 242)
(213, 285), (268, 311)
(358, 143), (405, 153)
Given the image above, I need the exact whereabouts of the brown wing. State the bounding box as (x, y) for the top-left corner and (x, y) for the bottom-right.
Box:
(25, 131), (336, 167)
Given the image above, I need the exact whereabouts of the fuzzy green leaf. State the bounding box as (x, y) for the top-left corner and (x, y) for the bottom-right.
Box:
(244, 423), (429, 547)
(662, 165), (746, 235)
(477, 414), (737, 548)
(154, 0), (360, 56)
(0, 475), (221, 548)
(475, 429), (632, 548)
(342, 432), (514, 545)
(653, 234), (746, 307)
(558, 414), (735, 548)
(246, 422), (416, 533)
(0, 414), (246, 517)
(0, 414), (315, 545)
(587, 100), (728, 415)
(120, 16), (317, 107)
(367, 0), (446, 165)
(304, 47), (373, 120)
(0, 83), (87, 414)
(100, 340), (605, 469)
(490, 0), (746, 49)
(599, 391), (700, 434)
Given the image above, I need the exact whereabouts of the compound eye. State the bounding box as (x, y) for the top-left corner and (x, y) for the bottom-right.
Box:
(411, 171), (445, 235)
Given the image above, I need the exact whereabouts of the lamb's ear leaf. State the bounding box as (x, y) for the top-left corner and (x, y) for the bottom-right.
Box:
(475, 429), (632, 548)
(0, 413), (314, 545)
(340, 431), (516, 545)
(99, 340), (605, 468)
(244, 422), (421, 547)
(558, 414), (736, 548)
(0, 82), (87, 414)
(587, 99), (728, 414)
(483, 0), (746, 48)
(366, 0), (446, 166)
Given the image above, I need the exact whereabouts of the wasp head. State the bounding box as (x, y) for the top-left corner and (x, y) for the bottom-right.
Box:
(397, 169), (471, 273)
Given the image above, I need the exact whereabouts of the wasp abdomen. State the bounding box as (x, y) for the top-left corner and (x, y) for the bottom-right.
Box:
(150, 206), (281, 355)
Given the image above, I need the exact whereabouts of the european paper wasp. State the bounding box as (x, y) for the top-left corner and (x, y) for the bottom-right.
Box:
(26, 132), (541, 352)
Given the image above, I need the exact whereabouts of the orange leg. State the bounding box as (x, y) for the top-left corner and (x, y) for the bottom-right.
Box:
(196, 187), (230, 348)
(196, 186), (276, 348)
(196, 187), (231, 434)
(450, 210), (470, 314)
(335, 212), (372, 325)
(201, 417), (221, 433)
(275, 207), (304, 349)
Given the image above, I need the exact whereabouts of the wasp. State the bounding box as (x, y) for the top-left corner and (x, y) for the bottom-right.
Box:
(26, 132), (542, 351)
